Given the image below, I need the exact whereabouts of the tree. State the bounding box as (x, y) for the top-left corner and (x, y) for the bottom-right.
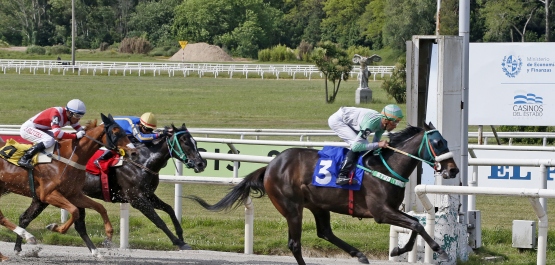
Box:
(382, 0), (435, 51)
(173, 0), (283, 57)
(480, 0), (541, 42)
(320, 0), (369, 47)
(360, 0), (385, 49)
(311, 41), (353, 103)
(0, 0), (49, 45)
(128, 0), (180, 46)
(381, 57), (406, 104)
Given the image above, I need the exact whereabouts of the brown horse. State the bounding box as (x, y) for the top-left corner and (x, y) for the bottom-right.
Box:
(0, 113), (136, 259)
(187, 123), (459, 265)
(14, 123), (206, 252)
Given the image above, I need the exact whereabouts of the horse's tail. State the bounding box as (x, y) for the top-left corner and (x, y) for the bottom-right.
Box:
(185, 166), (267, 212)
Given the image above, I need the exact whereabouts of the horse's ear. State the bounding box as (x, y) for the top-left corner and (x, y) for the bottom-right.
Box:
(100, 113), (111, 125)
(171, 123), (177, 130)
(427, 122), (436, 130)
(181, 123), (187, 129)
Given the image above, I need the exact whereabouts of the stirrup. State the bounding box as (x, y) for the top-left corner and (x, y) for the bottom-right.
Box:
(18, 159), (34, 169)
(336, 177), (358, 186)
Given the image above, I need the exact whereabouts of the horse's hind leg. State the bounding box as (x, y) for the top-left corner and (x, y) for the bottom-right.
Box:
(285, 209), (306, 265)
(310, 209), (369, 264)
(268, 194), (306, 265)
(15, 199), (48, 253)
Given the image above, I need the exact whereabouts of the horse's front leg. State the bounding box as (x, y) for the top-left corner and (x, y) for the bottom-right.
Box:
(389, 230), (418, 257)
(15, 198), (48, 253)
(377, 209), (449, 262)
(41, 191), (79, 234)
(129, 194), (191, 250)
(148, 194), (185, 242)
(310, 209), (369, 264)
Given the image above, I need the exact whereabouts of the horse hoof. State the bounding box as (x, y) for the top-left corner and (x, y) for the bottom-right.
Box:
(178, 243), (192, 250)
(438, 252), (450, 262)
(102, 239), (114, 249)
(389, 247), (400, 257)
(356, 253), (369, 264)
(46, 223), (58, 231)
(27, 237), (37, 245)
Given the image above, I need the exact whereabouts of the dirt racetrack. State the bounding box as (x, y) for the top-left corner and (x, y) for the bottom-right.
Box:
(0, 241), (424, 265)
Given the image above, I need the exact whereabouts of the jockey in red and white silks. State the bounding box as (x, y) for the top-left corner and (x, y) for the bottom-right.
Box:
(20, 104), (85, 149)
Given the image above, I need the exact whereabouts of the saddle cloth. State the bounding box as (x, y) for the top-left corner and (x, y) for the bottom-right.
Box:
(312, 146), (364, 190)
(0, 139), (38, 166)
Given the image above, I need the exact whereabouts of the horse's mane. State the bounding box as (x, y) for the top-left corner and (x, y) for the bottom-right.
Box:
(82, 119), (98, 131)
(387, 125), (423, 147)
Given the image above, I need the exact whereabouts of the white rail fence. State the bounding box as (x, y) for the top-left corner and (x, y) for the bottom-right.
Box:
(415, 185), (555, 265)
(0, 59), (395, 80)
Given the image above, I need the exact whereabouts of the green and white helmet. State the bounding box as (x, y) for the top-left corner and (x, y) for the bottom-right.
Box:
(381, 104), (404, 121)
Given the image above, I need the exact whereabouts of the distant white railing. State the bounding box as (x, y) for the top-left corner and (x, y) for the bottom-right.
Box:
(0, 59), (395, 80)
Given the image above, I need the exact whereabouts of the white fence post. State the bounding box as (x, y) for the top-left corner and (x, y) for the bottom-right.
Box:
(120, 203), (130, 249)
(174, 160), (183, 223)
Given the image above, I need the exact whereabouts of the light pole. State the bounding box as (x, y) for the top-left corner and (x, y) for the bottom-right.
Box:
(71, 0), (75, 65)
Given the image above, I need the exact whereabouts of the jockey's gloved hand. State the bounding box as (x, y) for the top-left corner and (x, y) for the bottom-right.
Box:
(76, 130), (86, 139)
(157, 129), (168, 138)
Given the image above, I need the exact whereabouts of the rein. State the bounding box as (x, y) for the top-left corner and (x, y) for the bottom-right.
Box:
(123, 130), (190, 176)
(123, 156), (158, 175)
(362, 129), (451, 186)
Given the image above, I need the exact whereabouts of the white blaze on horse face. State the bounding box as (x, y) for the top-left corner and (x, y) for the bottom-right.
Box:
(315, 160), (333, 185)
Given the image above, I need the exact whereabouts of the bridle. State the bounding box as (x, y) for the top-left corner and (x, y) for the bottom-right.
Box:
(167, 130), (197, 169)
(377, 129), (453, 182)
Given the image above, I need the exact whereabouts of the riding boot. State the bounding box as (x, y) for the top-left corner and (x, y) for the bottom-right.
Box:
(336, 150), (359, 185)
(17, 142), (46, 169)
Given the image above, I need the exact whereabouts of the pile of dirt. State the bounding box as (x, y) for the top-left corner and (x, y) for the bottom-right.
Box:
(169, 42), (233, 62)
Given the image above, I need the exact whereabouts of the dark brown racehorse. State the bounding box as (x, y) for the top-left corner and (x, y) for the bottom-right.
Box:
(14, 123), (206, 252)
(0, 114), (136, 259)
(187, 123), (459, 265)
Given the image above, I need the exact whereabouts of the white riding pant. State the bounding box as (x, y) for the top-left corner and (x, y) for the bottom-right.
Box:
(20, 120), (56, 148)
(328, 109), (358, 148)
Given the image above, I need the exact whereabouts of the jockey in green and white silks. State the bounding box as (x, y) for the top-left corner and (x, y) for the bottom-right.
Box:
(328, 105), (403, 185)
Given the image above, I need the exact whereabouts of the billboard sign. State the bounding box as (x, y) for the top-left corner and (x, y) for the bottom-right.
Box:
(470, 149), (555, 189)
(469, 43), (555, 125)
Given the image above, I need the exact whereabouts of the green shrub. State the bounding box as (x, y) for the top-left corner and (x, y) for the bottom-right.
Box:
(26, 45), (46, 55)
(149, 47), (166, 56)
(496, 125), (555, 145)
(0, 40), (9, 48)
(258, 49), (271, 62)
(48, 45), (71, 55)
(164, 46), (180, 57)
(119, 37), (152, 54)
(381, 57), (406, 103)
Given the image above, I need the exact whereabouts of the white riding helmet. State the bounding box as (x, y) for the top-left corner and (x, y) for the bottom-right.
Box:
(140, 112), (157, 130)
(66, 99), (86, 117)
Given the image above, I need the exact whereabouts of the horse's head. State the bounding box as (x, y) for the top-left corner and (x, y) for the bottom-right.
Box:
(419, 122), (459, 179)
(100, 113), (137, 157)
(165, 123), (206, 173)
